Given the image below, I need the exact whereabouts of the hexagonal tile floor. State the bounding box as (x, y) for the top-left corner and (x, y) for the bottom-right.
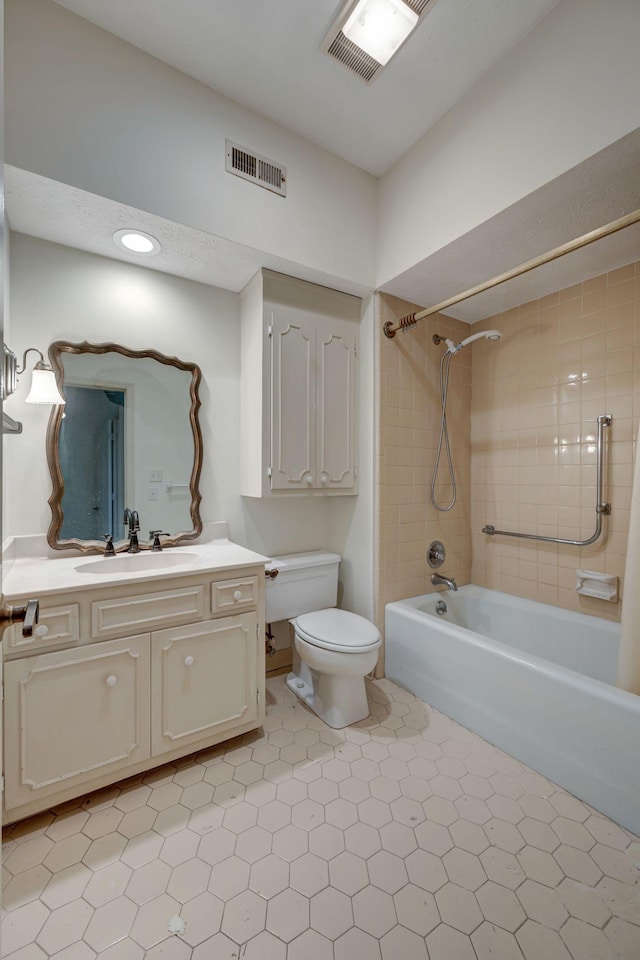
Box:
(2, 676), (639, 959)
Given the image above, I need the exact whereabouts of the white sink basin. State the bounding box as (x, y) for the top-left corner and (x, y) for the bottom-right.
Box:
(76, 552), (199, 574)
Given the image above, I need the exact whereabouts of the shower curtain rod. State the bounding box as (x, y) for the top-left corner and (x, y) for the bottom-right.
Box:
(382, 207), (640, 339)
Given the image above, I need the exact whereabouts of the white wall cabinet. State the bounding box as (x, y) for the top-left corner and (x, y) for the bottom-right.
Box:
(3, 566), (265, 822)
(241, 269), (360, 497)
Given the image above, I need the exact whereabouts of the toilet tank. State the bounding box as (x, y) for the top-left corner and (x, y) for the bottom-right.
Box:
(265, 551), (340, 623)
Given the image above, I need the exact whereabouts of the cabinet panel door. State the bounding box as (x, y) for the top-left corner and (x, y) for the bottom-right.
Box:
(316, 320), (356, 489)
(152, 613), (258, 755)
(270, 310), (315, 490)
(4, 634), (151, 810)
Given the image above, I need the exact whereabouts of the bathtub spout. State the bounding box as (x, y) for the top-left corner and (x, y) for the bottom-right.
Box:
(431, 573), (458, 592)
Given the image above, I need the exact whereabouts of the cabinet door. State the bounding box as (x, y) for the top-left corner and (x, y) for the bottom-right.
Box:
(270, 309), (316, 490)
(4, 634), (151, 810)
(152, 612), (258, 756)
(316, 319), (357, 490)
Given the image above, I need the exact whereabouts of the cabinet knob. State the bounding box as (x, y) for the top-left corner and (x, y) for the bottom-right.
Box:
(105, 674), (117, 687)
(34, 624), (49, 638)
(306, 476), (313, 485)
(321, 475), (328, 485)
(233, 590), (243, 601)
(184, 655), (195, 667)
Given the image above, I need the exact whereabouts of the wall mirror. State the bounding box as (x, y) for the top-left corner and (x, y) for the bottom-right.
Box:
(47, 342), (203, 553)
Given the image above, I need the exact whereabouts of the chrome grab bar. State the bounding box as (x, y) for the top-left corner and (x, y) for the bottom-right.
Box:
(482, 414), (612, 547)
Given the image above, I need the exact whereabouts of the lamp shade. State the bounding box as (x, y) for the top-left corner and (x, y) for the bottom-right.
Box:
(25, 367), (65, 405)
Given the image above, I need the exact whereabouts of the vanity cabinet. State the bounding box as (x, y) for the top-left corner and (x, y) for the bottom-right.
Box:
(152, 612), (258, 756)
(2, 563), (265, 823)
(240, 269), (360, 497)
(4, 634), (151, 811)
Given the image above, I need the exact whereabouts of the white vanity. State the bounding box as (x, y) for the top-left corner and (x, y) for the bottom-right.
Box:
(1, 531), (267, 823)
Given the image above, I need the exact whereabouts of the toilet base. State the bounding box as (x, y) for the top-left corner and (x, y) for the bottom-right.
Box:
(286, 658), (371, 729)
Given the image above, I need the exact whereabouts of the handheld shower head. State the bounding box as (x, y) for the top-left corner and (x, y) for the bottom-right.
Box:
(446, 329), (502, 353)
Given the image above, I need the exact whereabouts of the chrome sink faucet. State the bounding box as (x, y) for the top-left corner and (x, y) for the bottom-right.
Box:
(431, 572), (458, 592)
(123, 508), (141, 553)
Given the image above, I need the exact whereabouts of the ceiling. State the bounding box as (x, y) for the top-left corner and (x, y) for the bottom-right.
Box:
(51, 0), (563, 176)
(9, 128), (640, 323)
(5, 166), (371, 300)
(383, 128), (640, 322)
(8, 1), (639, 320)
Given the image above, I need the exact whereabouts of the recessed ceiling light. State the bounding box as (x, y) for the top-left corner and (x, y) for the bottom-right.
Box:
(113, 229), (161, 256)
(342, 0), (419, 66)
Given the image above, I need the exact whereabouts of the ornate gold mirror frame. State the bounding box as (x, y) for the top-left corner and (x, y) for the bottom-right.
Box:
(46, 341), (203, 554)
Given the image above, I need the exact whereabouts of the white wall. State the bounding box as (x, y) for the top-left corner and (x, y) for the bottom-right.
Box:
(329, 294), (375, 620)
(5, 0), (376, 291)
(377, 0), (640, 286)
(5, 234), (335, 556)
(5, 234), (375, 616)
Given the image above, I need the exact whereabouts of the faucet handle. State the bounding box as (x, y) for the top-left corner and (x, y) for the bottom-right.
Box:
(102, 534), (116, 557)
(150, 530), (169, 552)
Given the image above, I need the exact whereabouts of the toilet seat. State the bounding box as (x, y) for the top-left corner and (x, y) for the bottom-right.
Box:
(294, 608), (381, 655)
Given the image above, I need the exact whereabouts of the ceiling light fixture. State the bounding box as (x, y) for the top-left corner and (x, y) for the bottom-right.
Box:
(342, 0), (418, 65)
(113, 229), (161, 256)
(323, 0), (430, 83)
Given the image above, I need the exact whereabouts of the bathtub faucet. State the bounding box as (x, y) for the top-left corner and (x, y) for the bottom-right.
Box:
(431, 573), (458, 592)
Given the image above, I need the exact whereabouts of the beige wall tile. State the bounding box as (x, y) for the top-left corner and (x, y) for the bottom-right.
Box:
(471, 260), (639, 623)
(375, 295), (471, 636)
(376, 261), (639, 654)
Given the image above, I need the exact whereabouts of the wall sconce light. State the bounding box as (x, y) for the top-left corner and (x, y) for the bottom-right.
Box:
(2, 344), (65, 405)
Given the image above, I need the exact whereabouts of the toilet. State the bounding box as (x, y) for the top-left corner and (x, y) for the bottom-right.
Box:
(266, 551), (381, 729)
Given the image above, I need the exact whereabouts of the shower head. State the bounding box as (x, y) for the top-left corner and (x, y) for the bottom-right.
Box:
(446, 329), (502, 354)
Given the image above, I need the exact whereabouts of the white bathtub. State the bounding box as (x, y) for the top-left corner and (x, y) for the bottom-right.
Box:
(385, 585), (640, 835)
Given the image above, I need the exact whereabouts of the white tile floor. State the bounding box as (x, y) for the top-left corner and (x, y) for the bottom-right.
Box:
(2, 675), (640, 959)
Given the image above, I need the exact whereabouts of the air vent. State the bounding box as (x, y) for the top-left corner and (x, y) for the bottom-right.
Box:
(327, 32), (381, 83)
(225, 140), (287, 197)
(404, 0), (432, 13)
(323, 0), (435, 83)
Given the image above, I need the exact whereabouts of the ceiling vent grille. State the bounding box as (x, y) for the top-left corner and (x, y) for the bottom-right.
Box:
(323, 0), (435, 83)
(404, 0), (432, 13)
(226, 140), (287, 197)
(327, 31), (381, 83)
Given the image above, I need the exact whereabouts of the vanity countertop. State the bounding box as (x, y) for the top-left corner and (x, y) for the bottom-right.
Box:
(2, 539), (270, 600)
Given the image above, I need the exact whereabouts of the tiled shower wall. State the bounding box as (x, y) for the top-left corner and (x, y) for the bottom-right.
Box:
(375, 294), (472, 635)
(471, 261), (640, 623)
(375, 262), (640, 653)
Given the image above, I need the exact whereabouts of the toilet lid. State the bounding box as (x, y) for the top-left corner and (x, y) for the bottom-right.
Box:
(294, 608), (381, 653)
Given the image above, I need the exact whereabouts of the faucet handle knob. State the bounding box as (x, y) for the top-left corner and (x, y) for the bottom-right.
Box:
(102, 534), (116, 557)
(150, 530), (169, 551)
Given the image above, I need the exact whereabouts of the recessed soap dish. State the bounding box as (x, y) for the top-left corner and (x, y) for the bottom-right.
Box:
(575, 569), (618, 602)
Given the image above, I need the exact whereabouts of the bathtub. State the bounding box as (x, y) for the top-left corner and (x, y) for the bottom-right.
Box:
(385, 585), (640, 835)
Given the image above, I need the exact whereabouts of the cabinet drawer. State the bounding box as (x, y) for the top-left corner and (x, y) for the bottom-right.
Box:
(91, 585), (206, 639)
(5, 602), (80, 656)
(4, 634), (151, 810)
(211, 576), (258, 613)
